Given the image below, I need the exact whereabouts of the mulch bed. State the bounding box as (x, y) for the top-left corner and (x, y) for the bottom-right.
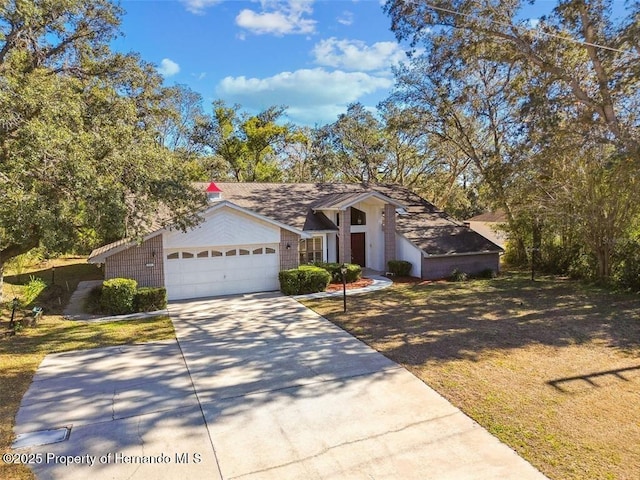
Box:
(325, 277), (374, 292)
(325, 275), (439, 292)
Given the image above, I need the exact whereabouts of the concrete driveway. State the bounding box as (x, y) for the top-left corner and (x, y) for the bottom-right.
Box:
(13, 293), (548, 479)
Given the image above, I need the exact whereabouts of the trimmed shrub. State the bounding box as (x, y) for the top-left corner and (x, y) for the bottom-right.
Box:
(299, 266), (332, 293)
(449, 269), (468, 282)
(279, 266), (331, 295)
(313, 262), (362, 283)
(387, 260), (412, 277)
(133, 287), (167, 312)
(279, 269), (300, 295)
(101, 278), (138, 315)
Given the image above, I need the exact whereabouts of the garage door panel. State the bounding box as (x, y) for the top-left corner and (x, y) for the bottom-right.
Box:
(164, 244), (280, 300)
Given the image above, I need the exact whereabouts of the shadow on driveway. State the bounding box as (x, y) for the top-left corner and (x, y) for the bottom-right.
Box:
(12, 292), (548, 479)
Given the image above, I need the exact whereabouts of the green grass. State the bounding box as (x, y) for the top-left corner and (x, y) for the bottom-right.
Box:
(303, 272), (640, 480)
(1, 257), (103, 318)
(0, 258), (176, 480)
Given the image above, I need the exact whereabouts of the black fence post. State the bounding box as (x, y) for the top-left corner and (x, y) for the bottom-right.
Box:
(9, 297), (18, 329)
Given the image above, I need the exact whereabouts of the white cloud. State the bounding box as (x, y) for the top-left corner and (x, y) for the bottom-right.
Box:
(179, 0), (222, 15)
(157, 58), (180, 77)
(216, 68), (392, 125)
(236, 0), (316, 36)
(313, 38), (407, 72)
(337, 11), (354, 26)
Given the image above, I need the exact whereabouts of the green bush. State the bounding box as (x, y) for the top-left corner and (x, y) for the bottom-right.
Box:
(22, 275), (47, 306)
(279, 266), (331, 295)
(313, 262), (362, 283)
(613, 239), (640, 292)
(133, 287), (167, 312)
(387, 260), (412, 276)
(101, 278), (138, 315)
(449, 268), (468, 282)
(279, 269), (300, 295)
(299, 266), (332, 293)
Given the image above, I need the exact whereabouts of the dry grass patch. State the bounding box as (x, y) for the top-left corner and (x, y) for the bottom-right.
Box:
(303, 273), (640, 480)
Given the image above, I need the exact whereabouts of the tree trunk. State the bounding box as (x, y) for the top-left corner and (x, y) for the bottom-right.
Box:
(0, 259), (4, 303)
(595, 245), (612, 282)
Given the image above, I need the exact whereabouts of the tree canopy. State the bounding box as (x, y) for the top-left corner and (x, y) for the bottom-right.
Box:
(0, 0), (205, 296)
(2, 0), (639, 293)
(383, 0), (640, 281)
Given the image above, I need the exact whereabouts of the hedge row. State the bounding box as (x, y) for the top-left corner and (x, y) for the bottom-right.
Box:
(279, 266), (331, 295)
(97, 278), (167, 315)
(313, 262), (362, 283)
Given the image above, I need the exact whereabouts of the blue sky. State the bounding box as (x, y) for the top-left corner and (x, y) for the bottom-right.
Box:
(114, 0), (404, 126)
(113, 0), (630, 127)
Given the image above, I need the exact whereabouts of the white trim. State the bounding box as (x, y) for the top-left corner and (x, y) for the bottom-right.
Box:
(89, 201), (309, 263)
(89, 234), (162, 264)
(314, 192), (406, 211)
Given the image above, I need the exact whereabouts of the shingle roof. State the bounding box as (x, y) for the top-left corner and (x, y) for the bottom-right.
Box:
(466, 210), (507, 223)
(90, 182), (502, 261)
(207, 182), (502, 256)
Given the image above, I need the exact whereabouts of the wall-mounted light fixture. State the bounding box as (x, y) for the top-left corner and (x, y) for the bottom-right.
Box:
(286, 243), (291, 250)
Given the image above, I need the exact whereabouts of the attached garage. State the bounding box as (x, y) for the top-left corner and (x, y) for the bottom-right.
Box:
(163, 244), (279, 300)
(160, 203), (298, 301)
(90, 200), (305, 301)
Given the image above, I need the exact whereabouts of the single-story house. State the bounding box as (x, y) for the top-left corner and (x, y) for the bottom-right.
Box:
(89, 183), (503, 301)
(464, 210), (509, 249)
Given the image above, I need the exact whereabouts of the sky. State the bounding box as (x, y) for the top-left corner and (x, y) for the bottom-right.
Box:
(113, 0), (405, 127)
(112, 0), (630, 127)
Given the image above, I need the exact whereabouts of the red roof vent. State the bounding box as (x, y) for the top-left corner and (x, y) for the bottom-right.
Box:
(206, 182), (222, 202)
(206, 182), (222, 193)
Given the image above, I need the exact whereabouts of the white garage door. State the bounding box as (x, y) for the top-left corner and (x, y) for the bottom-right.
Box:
(164, 245), (280, 300)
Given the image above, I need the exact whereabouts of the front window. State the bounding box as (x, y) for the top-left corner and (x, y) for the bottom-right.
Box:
(351, 207), (366, 225)
(299, 237), (323, 264)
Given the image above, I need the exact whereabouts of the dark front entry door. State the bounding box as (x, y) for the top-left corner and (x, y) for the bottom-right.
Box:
(351, 232), (366, 267)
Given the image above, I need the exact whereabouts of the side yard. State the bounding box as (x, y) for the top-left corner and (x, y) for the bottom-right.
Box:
(0, 258), (176, 480)
(303, 273), (640, 480)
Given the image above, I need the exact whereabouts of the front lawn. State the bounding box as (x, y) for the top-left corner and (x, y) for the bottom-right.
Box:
(302, 273), (640, 480)
(0, 258), (176, 480)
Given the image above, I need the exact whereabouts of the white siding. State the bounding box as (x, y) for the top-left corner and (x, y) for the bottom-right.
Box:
(163, 207), (280, 249)
(395, 234), (423, 277)
(351, 201), (385, 271)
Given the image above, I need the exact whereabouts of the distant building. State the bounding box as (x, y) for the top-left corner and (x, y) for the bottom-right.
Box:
(464, 210), (508, 249)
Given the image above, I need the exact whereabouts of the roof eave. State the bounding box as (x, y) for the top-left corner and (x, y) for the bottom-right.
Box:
(89, 200), (311, 262)
(422, 249), (504, 258)
(315, 191), (407, 211)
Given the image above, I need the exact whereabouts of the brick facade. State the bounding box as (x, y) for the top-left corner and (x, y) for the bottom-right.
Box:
(104, 235), (164, 287)
(383, 203), (397, 270)
(279, 229), (300, 270)
(338, 207), (351, 264)
(422, 253), (500, 280)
